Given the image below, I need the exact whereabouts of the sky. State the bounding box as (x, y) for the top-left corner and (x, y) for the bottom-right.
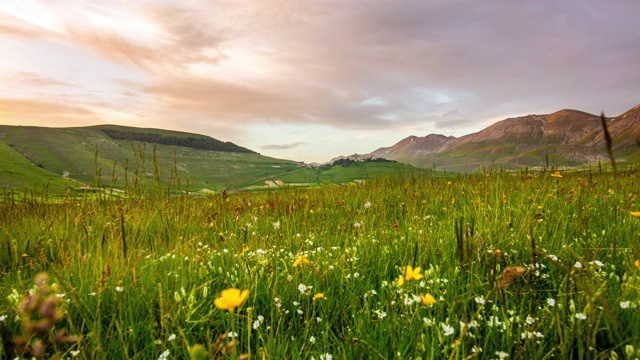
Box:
(1, 1), (639, 163)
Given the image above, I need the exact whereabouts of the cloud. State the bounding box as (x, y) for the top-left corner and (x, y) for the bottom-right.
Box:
(1, 0), (639, 163)
(261, 142), (306, 151)
(13, 72), (75, 87)
(434, 119), (473, 130)
(0, 98), (91, 116)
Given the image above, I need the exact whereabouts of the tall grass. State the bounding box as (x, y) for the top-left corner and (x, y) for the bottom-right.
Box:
(0, 169), (639, 359)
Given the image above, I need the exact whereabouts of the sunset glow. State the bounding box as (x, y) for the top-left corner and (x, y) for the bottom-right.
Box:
(1, 1), (639, 162)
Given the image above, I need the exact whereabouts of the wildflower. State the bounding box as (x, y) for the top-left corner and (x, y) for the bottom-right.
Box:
(312, 293), (326, 301)
(397, 265), (424, 285)
(441, 323), (455, 336)
(168, 333), (176, 341)
(319, 354), (333, 360)
(573, 261), (583, 269)
(158, 349), (170, 360)
(474, 296), (485, 305)
(550, 171), (562, 178)
(228, 331), (238, 338)
(630, 212), (640, 219)
(273, 221), (280, 230)
(635, 259), (640, 270)
(293, 255), (310, 267)
(353, 222), (361, 229)
(393, 223), (399, 231)
(495, 249), (502, 257)
(214, 288), (249, 312)
(420, 293), (436, 306)
(298, 284), (310, 293)
(620, 301), (631, 309)
(495, 351), (509, 359)
(365, 201), (371, 209)
(575, 313), (587, 320)
(373, 309), (387, 319)
(115, 286), (124, 292)
(309, 336), (316, 344)
(0, 315), (6, 322)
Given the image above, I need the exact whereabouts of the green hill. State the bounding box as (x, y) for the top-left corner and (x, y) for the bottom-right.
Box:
(0, 125), (425, 194)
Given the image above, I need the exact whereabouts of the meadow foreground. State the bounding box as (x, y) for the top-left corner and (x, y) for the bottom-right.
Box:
(0, 170), (639, 359)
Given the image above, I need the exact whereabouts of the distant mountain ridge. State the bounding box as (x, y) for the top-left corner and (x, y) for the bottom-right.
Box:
(368, 104), (640, 171)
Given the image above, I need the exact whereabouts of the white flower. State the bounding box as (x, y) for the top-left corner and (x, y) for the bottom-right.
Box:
(521, 331), (544, 339)
(70, 350), (80, 357)
(474, 296), (485, 305)
(619, 301), (631, 309)
(575, 313), (587, 320)
(115, 286), (124, 292)
(253, 320), (261, 329)
(574, 261), (583, 269)
(273, 221), (280, 230)
(547, 298), (556, 307)
(495, 351), (509, 359)
(0, 315), (7, 322)
(441, 323), (455, 336)
(158, 349), (170, 360)
(319, 354), (333, 360)
(354, 222), (361, 229)
(228, 332), (238, 338)
(168, 333), (176, 341)
(309, 336), (316, 344)
(316, 317), (322, 323)
(298, 284), (309, 293)
(525, 316), (535, 325)
(373, 309), (386, 319)
(365, 201), (371, 209)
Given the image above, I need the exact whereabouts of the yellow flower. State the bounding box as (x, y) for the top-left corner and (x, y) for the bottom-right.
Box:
(312, 293), (326, 301)
(214, 288), (249, 312)
(630, 212), (640, 219)
(293, 255), (310, 267)
(550, 171), (562, 178)
(635, 259), (640, 270)
(420, 293), (436, 306)
(397, 265), (424, 285)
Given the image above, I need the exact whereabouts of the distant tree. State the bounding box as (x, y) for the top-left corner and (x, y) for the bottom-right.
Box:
(101, 129), (256, 154)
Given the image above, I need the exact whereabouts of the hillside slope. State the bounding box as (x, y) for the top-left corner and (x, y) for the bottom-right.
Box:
(368, 104), (640, 171)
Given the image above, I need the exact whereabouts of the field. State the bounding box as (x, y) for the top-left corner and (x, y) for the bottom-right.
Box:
(1, 169), (639, 359)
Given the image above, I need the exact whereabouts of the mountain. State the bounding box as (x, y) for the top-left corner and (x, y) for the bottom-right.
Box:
(367, 104), (640, 171)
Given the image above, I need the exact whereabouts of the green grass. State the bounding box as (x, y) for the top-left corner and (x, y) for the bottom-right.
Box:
(0, 141), (76, 194)
(0, 168), (639, 359)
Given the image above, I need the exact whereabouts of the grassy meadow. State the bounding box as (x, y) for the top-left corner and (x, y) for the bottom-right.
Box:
(1, 168), (640, 359)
